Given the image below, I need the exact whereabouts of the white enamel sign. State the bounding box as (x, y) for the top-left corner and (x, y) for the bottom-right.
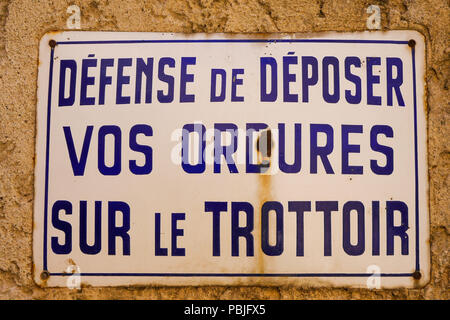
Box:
(34, 31), (429, 288)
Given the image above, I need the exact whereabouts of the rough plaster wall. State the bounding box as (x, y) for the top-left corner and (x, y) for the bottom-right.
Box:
(0, 0), (448, 299)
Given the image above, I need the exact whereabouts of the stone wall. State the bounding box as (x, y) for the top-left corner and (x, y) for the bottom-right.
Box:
(0, 0), (448, 299)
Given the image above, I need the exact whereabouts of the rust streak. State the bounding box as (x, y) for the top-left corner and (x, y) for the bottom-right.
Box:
(255, 129), (273, 276)
(257, 173), (271, 275)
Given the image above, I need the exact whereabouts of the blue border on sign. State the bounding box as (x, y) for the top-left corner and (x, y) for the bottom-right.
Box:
(42, 38), (418, 278)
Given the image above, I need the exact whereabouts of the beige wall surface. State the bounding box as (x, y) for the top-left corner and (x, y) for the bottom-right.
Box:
(0, 0), (448, 299)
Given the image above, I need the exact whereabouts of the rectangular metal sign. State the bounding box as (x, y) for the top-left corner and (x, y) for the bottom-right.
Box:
(34, 31), (429, 288)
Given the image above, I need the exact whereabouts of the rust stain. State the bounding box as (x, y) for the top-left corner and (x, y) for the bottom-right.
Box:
(257, 174), (271, 275)
(39, 270), (50, 287)
(46, 30), (63, 36)
(423, 81), (428, 114)
(412, 271), (423, 289)
(255, 129), (273, 275)
(68, 258), (76, 266)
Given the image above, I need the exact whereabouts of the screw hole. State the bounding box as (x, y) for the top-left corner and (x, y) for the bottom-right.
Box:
(412, 271), (421, 280)
(40, 270), (50, 280)
(408, 39), (416, 48)
(49, 39), (57, 48)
